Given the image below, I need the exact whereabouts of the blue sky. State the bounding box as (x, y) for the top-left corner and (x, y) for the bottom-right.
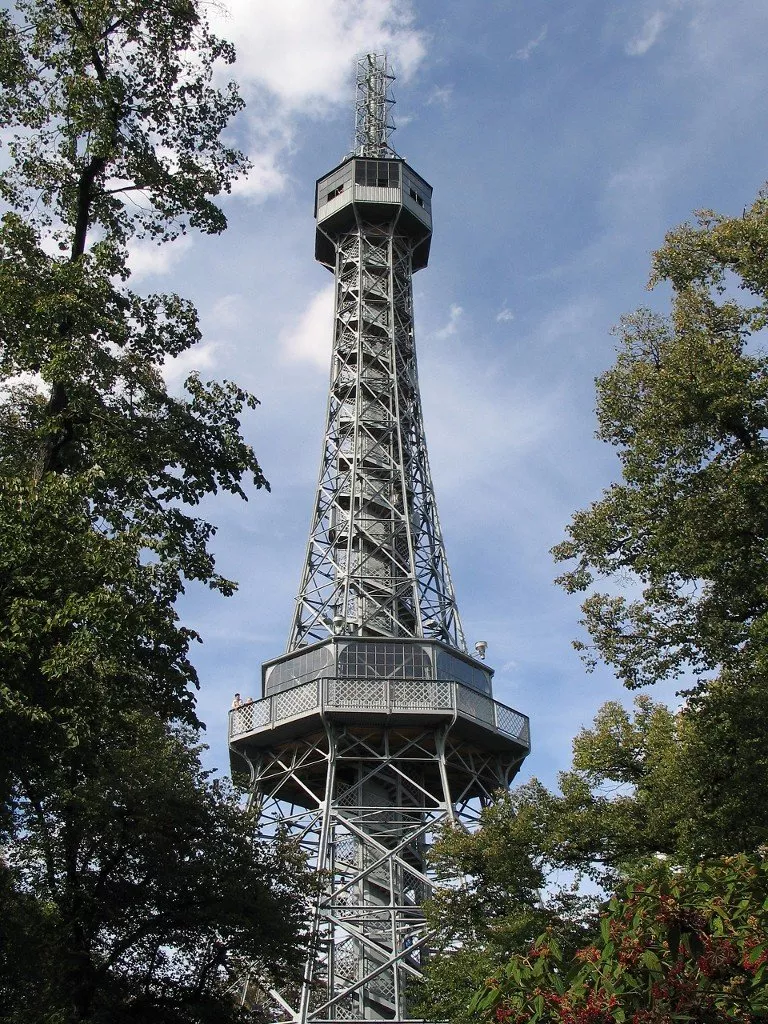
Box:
(138, 0), (768, 789)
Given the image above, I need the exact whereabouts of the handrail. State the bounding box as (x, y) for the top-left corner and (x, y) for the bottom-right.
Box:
(229, 677), (529, 748)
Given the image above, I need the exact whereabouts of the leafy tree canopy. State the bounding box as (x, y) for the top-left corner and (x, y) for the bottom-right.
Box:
(419, 681), (768, 1022)
(0, 3), (311, 1020)
(2, 714), (311, 1024)
(553, 190), (768, 689)
(0, 0), (266, 780)
(472, 855), (768, 1024)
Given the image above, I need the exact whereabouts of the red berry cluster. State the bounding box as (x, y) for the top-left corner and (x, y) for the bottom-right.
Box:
(742, 937), (768, 973)
(574, 945), (601, 964)
(696, 937), (738, 979)
(494, 1004), (528, 1023)
(530, 943), (552, 959)
(547, 990), (619, 1024)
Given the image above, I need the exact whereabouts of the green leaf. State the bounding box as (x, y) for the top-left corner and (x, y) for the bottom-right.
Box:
(642, 950), (662, 973)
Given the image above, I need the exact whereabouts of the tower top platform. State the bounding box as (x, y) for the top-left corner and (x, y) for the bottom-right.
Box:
(314, 156), (433, 271)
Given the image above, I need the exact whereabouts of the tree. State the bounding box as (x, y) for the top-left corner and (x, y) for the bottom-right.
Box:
(1, 715), (310, 1024)
(0, 3), (311, 1018)
(0, 0), (266, 791)
(418, 685), (768, 1021)
(533, 686), (768, 868)
(417, 786), (596, 1024)
(470, 855), (768, 1024)
(553, 190), (768, 691)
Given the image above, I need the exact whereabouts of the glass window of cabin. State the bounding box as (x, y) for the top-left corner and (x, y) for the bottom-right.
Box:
(435, 650), (491, 694)
(354, 160), (398, 188)
(338, 642), (432, 679)
(265, 644), (334, 694)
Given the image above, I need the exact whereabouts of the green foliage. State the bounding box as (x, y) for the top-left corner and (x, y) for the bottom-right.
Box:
(0, 3), (310, 1020)
(553, 190), (768, 689)
(0, 1), (267, 786)
(419, 683), (768, 1021)
(1, 715), (311, 1023)
(470, 855), (768, 1024)
(417, 786), (597, 1021)
(0, 475), (197, 797)
(0, 0), (246, 243)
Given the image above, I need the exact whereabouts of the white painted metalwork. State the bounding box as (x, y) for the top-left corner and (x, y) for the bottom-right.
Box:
(230, 680), (530, 748)
(354, 54), (396, 158)
(289, 225), (464, 652)
(233, 721), (527, 1023)
(233, 54), (531, 1024)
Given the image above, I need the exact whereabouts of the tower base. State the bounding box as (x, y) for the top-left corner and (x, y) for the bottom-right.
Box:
(236, 718), (525, 1022)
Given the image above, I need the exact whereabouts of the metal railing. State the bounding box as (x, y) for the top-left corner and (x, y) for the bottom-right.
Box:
(229, 677), (530, 748)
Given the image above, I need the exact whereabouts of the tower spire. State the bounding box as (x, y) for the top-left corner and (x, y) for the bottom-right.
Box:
(289, 56), (463, 652)
(354, 53), (397, 158)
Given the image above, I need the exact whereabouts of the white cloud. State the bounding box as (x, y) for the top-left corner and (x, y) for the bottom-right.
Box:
(127, 235), (193, 281)
(212, 1), (425, 110)
(432, 303), (463, 340)
(423, 353), (564, 494)
(535, 297), (600, 352)
(419, 303), (568, 497)
(626, 10), (668, 56)
(228, 146), (289, 201)
(162, 341), (220, 389)
(514, 25), (548, 61)
(427, 85), (454, 107)
(207, 1), (425, 202)
(496, 306), (515, 323)
(280, 285), (334, 368)
(210, 294), (245, 330)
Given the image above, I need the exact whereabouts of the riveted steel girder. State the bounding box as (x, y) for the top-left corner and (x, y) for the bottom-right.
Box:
(237, 723), (525, 1022)
(289, 225), (464, 652)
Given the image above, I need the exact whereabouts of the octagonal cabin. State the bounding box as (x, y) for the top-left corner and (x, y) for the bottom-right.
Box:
(314, 156), (433, 271)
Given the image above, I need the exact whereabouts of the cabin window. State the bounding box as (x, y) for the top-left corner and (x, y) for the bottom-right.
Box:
(338, 642), (432, 679)
(409, 187), (424, 208)
(355, 160), (401, 188)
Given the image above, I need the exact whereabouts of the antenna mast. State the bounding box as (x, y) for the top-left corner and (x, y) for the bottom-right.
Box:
(354, 53), (397, 157)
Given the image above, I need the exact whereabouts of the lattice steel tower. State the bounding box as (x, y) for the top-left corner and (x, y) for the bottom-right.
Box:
(230, 54), (530, 1024)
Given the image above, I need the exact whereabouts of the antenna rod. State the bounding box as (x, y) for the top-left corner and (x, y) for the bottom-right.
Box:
(354, 53), (397, 157)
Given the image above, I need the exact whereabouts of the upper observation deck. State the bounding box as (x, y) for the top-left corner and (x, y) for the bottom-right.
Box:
(315, 156), (433, 271)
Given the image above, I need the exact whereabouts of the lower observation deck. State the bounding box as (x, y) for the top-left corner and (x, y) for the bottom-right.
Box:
(229, 676), (530, 759)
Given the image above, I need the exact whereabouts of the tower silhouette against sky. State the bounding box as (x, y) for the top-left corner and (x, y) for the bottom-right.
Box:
(229, 54), (530, 1023)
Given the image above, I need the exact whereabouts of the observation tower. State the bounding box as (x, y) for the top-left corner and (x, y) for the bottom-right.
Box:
(229, 54), (530, 1023)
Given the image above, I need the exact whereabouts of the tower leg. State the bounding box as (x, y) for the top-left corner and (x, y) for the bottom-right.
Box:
(244, 724), (515, 1023)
